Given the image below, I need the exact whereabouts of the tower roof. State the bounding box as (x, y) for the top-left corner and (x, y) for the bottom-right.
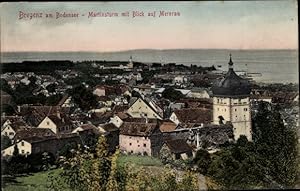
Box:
(211, 55), (251, 97)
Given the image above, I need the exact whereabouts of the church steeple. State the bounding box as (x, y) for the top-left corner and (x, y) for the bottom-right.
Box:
(228, 53), (234, 70)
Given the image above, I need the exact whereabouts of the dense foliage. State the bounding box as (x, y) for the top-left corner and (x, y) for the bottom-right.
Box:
(67, 84), (98, 111)
(194, 102), (299, 189)
(162, 87), (185, 102)
(48, 136), (200, 191)
(2, 60), (74, 73)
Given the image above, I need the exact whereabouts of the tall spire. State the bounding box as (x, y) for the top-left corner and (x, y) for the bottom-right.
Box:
(228, 53), (234, 70)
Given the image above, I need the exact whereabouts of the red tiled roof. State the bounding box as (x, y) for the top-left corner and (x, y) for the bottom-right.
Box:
(160, 121), (177, 132)
(120, 122), (159, 137)
(113, 105), (129, 113)
(100, 123), (119, 132)
(80, 124), (98, 131)
(174, 108), (212, 124)
(165, 139), (192, 154)
(14, 128), (56, 141)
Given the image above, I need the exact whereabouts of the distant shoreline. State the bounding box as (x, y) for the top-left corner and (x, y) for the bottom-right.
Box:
(1, 48), (298, 54)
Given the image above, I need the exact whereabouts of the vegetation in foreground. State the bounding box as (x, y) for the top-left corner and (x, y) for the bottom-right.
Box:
(2, 102), (298, 190)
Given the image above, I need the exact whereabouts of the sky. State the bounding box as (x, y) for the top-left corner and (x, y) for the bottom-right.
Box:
(0, 1), (298, 52)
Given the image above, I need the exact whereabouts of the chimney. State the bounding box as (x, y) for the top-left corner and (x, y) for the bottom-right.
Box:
(17, 106), (21, 113)
(196, 132), (200, 149)
(56, 110), (61, 119)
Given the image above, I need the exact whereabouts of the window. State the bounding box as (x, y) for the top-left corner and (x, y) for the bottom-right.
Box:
(235, 109), (237, 112)
(244, 108), (248, 111)
(21, 142), (24, 146)
(143, 144), (146, 147)
(137, 140), (139, 143)
(4, 132), (8, 136)
(217, 99), (220, 103)
(46, 121), (50, 125)
(138, 145), (140, 147)
(129, 143), (132, 146)
(21, 150), (25, 154)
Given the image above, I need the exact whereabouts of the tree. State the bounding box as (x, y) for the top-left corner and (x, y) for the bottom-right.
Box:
(46, 83), (57, 93)
(202, 102), (299, 189)
(68, 85), (98, 111)
(106, 150), (120, 191)
(1, 104), (16, 116)
(193, 149), (211, 174)
(12, 144), (19, 157)
(159, 144), (174, 165)
(206, 143), (266, 189)
(0, 79), (13, 95)
(1, 135), (12, 150)
(131, 90), (141, 98)
(50, 136), (112, 191)
(252, 102), (298, 187)
(178, 171), (199, 191)
(162, 87), (184, 101)
(45, 94), (63, 105)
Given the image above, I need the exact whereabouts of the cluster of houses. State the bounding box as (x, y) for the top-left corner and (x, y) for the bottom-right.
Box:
(1, 56), (299, 161)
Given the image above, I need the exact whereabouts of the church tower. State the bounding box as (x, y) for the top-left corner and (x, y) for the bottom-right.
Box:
(211, 55), (252, 141)
(128, 55), (134, 69)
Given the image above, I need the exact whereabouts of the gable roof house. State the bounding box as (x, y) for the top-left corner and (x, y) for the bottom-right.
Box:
(1, 118), (29, 139)
(57, 95), (74, 107)
(93, 85), (129, 97)
(2, 131), (86, 158)
(169, 108), (212, 126)
(2, 139), (32, 157)
(127, 97), (163, 120)
(98, 123), (120, 152)
(161, 139), (193, 160)
(72, 123), (99, 134)
(119, 121), (163, 157)
(19, 105), (71, 123)
(37, 113), (74, 134)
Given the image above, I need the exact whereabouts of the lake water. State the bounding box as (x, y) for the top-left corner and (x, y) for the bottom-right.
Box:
(2, 49), (298, 83)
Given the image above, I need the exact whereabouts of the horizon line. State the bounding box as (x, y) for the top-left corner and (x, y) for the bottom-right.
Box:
(2, 48), (298, 53)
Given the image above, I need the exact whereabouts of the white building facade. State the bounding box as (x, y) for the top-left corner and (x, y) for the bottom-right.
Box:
(211, 55), (252, 141)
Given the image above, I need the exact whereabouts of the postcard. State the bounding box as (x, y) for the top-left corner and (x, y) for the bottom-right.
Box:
(1, 1), (299, 190)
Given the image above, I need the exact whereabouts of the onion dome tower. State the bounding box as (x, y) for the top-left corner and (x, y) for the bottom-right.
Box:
(211, 54), (252, 141)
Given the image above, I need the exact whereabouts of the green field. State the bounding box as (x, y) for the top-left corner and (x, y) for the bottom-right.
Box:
(117, 154), (163, 168)
(1, 169), (69, 191)
(2, 154), (163, 191)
